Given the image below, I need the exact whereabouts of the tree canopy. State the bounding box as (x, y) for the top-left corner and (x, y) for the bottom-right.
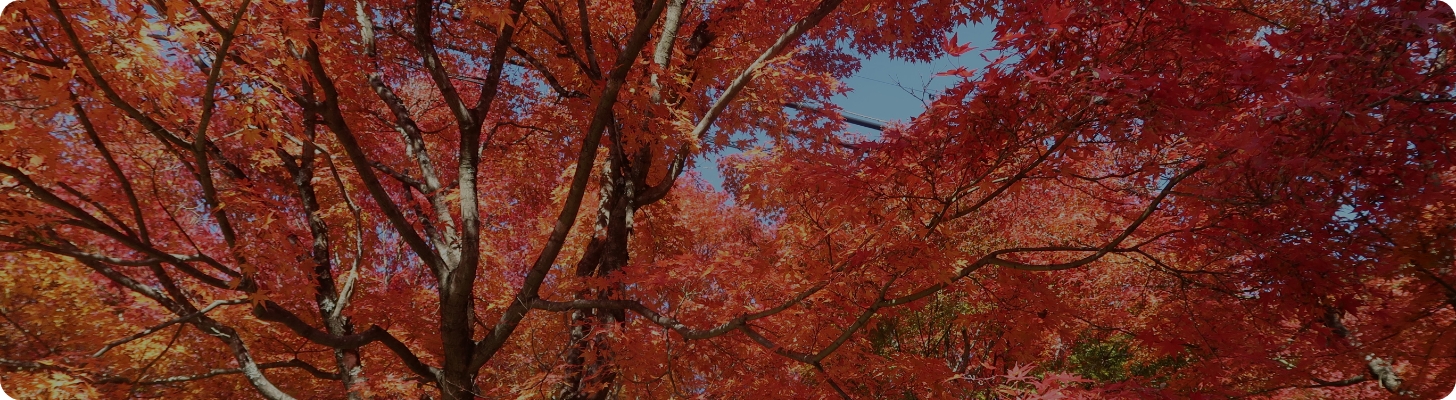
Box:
(1, 0), (1454, 398)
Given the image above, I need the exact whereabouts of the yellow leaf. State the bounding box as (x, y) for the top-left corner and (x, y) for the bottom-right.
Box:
(239, 128), (265, 145)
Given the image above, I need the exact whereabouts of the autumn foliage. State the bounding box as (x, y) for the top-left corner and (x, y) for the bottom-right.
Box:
(1, 0), (1454, 398)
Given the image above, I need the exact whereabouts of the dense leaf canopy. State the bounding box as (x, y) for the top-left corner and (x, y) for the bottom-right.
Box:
(1, 0), (1454, 398)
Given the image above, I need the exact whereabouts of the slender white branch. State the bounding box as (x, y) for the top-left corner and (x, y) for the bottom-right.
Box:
(94, 299), (248, 357)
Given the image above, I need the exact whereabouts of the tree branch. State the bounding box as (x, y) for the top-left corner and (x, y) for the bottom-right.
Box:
(0, 164), (239, 289)
(187, 0), (253, 249)
(72, 95), (150, 243)
(251, 301), (439, 382)
(471, 0), (669, 371)
(687, 0), (847, 141)
(3, 357), (339, 385)
(411, 0), (475, 133)
(47, 0), (245, 180)
(301, 0), (444, 271)
(0, 46), (67, 68)
(94, 299), (248, 357)
(532, 164), (1204, 372)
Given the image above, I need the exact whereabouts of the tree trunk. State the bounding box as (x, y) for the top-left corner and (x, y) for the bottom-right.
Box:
(559, 132), (648, 399)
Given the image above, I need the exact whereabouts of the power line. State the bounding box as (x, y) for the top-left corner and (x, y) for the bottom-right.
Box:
(783, 102), (885, 131)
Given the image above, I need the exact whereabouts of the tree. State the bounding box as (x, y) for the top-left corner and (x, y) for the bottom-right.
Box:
(0, 0), (1453, 398)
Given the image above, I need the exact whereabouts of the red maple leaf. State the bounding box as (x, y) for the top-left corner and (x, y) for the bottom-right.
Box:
(935, 66), (978, 78)
(941, 33), (975, 56)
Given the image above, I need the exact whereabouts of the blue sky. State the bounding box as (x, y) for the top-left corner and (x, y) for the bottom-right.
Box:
(694, 22), (1000, 189)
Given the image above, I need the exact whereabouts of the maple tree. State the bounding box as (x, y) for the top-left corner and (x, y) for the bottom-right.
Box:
(1, 0), (1454, 398)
